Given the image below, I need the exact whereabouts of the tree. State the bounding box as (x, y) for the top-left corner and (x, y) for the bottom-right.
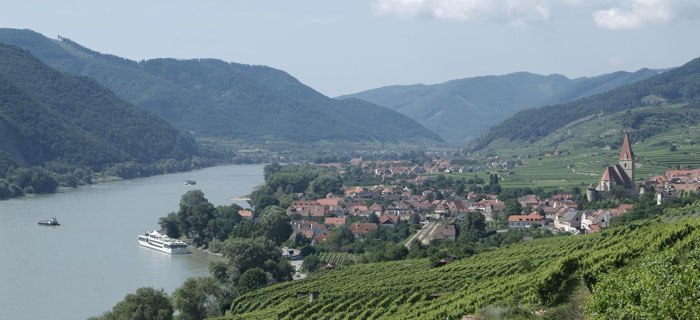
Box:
(158, 212), (180, 239)
(307, 174), (343, 197)
(302, 254), (321, 273)
(206, 204), (243, 241)
(261, 206), (293, 245)
(177, 190), (216, 246)
(458, 213), (486, 243)
(263, 162), (282, 180)
(89, 287), (173, 320)
(237, 268), (269, 294)
(250, 193), (279, 214)
(505, 199), (523, 215)
(173, 277), (223, 320)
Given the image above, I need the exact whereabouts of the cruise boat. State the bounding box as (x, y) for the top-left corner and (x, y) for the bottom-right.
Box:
(137, 230), (189, 254)
(38, 217), (60, 226)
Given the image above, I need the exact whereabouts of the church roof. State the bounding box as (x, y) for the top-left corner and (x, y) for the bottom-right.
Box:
(619, 132), (634, 161)
(600, 165), (633, 188)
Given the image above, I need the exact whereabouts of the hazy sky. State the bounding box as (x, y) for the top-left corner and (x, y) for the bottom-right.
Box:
(1, 0), (699, 96)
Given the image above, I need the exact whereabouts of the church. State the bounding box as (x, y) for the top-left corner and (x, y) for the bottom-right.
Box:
(587, 132), (640, 201)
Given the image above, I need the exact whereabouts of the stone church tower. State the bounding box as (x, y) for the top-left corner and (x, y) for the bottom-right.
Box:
(619, 131), (634, 183)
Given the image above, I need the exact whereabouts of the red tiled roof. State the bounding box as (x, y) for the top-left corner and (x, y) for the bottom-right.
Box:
(507, 214), (545, 223)
(239, 210), (253, 219)
(379, 215), (399, 224)
(324, 217), (346, 226)
(349, 223), (378, 235)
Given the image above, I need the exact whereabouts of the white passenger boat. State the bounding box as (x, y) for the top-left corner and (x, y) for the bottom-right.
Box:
(137, 230), (190, 254)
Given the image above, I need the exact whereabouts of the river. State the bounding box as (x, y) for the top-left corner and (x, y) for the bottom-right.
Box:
(0, 164), (265, 320)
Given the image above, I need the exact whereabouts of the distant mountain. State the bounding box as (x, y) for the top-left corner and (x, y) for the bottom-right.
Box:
(339, 70), (660, 145)
(0, 44), (197, 169)
(474, 56), (700, 150)
(0, 29), (442, 144)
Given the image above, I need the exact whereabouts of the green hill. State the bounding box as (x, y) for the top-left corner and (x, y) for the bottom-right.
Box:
(339, 70), (659, 145)
(474, 56), (700, 150)
(222, 209), (700, 319)
(471, 103), (700, 191)
(0, 44), (198, 195)
(0, 29), (442, 144)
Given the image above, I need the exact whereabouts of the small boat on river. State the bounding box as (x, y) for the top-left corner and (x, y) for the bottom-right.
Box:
(185, 180), (196, 185)
(38, 217), (60, 226)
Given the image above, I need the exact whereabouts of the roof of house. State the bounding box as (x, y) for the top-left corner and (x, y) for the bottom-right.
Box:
(434, 224), (456, 237)
(317, 197), (342, 207)
(349, 223), (378, 235)
(239, 209), (254, 219)
(379, 215), (399, 224)
(324, 217), (346, 226)
(560, 209), (581, 222)
(507, 213), (544, 223)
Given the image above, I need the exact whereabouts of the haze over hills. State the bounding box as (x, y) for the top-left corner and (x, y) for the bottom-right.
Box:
(340, 69), (660, 145)
(0, 28), (442, 144)
(0, 43), (197, 169)
(474, 56), (700, 150)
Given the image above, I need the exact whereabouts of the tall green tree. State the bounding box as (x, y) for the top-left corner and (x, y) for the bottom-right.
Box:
(237, 267), (269, 294)
(173, 277), (224, 320)
(260, 206), (293, 245)
(88, 287), (173, 320)
(177, 190), (216, 246)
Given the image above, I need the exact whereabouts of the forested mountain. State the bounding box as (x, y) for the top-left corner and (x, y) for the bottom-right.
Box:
(0, 44), (198, 196)
(340, 69), (659, 145)
(0, 29), (441, 144)
(473, 56), (700, 150)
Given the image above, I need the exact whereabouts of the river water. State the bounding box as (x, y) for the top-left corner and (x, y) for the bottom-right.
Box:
(0, 164), (264, 320)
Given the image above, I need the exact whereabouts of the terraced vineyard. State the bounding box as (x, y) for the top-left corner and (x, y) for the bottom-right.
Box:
(478, 104), (700, 191)
(316, 252), (359, 267)
(221, 211), (700, 319)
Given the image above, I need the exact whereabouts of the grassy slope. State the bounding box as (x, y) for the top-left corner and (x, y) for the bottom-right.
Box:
(222, 211), (700, 319)
(475, 104), (700, 191)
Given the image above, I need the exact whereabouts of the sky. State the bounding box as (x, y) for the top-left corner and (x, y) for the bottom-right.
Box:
(1, 0), (699, 97)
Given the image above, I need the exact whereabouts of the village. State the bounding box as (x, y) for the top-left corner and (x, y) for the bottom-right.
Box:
(254, 133), (700, 254)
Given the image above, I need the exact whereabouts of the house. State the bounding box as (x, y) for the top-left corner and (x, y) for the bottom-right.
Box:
(554, 209), (582, 233)
(507, 213), (545, 228)
(291, 221), (328, 239)
(349, 223), (378, 238)
(518, 194), (541, 210)
(317, 196), (344, 211)
(582, 209), (610, 233)
(379, 215), (399, 228)
(433, 224), (457, 241)
(369, 203), (384, 215)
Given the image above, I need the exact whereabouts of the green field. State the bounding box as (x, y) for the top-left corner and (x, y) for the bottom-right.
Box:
(221, 210), (700, 319)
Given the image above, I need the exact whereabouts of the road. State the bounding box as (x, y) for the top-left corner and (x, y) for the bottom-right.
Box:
(405, 221), (439, 249)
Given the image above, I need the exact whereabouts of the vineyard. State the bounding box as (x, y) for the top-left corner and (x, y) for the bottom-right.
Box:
(316, 252), (359, 267)
(220, 209), (700, 319)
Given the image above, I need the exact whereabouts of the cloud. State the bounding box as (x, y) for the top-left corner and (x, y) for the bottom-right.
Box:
(372, 0), (700, 29)
(593, 0), (700, 30)
(593, 0), (673, 30)
(371, 0), (553, 26)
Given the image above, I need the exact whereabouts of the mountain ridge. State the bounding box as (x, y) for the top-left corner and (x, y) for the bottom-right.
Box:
(473, 56), (700, 150)
(339, 69), (661, 145)
(0, 28), (442, 144)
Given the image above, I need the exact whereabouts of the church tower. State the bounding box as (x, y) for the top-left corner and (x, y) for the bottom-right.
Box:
(619, 131), (634, 183)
